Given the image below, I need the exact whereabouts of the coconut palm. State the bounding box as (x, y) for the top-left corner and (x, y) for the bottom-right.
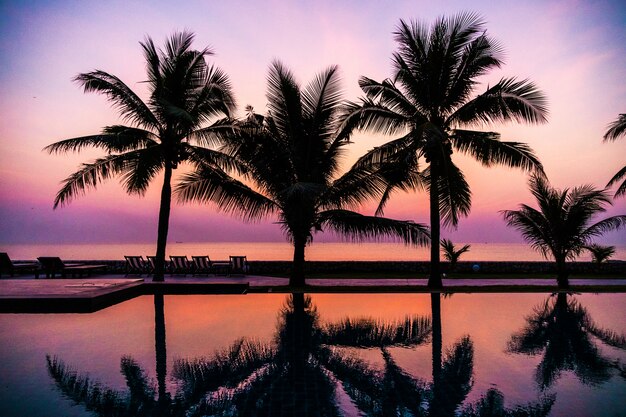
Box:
(583, 243), (616, 264)
(603, 113), (626, 197)
(44, 31), (236, 281)
(501, 174), (626, 287)
(441, 239), (471, 272)
(172, 293), (433, 416)
(344, 12), (548, 288)
(176, 61), (429, 286)
(508, 293), (626, 390)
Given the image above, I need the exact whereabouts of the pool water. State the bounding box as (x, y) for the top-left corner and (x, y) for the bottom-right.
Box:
(1, 292), (625, 416)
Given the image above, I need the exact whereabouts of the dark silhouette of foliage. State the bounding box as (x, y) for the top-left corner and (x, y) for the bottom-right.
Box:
(603, 113), (626, 197)
(44, 31), (236, 281)
(502, 174), (626, 287)
(344, 12), (547, 287)
(176, 62), (429, 286)
(583, 243), (616, 264)
(508, 293), (626, 390)
(441, 239), (471, 271)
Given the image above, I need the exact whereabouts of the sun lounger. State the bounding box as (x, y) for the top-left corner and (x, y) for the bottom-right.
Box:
(0, 253), (40, 278)
(36, 257), (107, 279)
(191, 256), (212, 275)
(170, 255), (192, 275)
(124, 256), (148, 276)
(229, 255), (249, 276)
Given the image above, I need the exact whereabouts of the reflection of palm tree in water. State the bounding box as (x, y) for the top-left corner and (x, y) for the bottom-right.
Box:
(47, 293), (554, 416)
(508, 292), (626, 390)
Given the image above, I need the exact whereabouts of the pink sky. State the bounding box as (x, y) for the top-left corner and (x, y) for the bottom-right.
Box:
(1, 0), (625, 245)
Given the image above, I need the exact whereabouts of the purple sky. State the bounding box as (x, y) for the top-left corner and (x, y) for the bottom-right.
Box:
(1, 0), (625, 245)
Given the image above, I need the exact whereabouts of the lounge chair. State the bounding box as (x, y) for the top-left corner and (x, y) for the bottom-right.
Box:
(0, 253), (40, 278)
(191, 256), (212, 276)
(124, 256), (148, 276)
(229, 255), (249, 276)
(170, 255), (192, 275)
(37, 257), (107, 279)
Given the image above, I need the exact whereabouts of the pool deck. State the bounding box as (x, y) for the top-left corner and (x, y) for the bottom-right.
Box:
(1, 274), (626, 313)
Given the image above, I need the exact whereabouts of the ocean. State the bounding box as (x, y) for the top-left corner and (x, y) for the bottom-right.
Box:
(2, 241), (625, 262)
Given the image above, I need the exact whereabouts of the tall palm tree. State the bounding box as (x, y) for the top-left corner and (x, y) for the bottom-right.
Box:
(501, 175), (626, 287)
(44, 31), (236, 281)
(603, 113), (626, 197)
(176, 62), (430, 286)
(345, 12), (548, 288)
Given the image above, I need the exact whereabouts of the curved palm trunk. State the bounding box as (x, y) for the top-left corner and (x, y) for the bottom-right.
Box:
(153, 164), (173, 282)
(154, 294), (168, 407)
(429, 166), (443, 288)
(291, 235), (307, 287)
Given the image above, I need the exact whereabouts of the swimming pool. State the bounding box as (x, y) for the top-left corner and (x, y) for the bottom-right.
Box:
(1, 292), (625, 416)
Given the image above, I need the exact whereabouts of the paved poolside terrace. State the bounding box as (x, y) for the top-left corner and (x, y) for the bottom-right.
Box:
(2, 273), (626, 313)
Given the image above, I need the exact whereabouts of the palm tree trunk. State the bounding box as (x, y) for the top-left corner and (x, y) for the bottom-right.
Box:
(429, 166), (442, 288)
(555, 254), (569, 288)
(291, 236), (307, 287)
(154, 294), (167, 407)
(153, 164), (173, 282)
(430, 293), (444, 416)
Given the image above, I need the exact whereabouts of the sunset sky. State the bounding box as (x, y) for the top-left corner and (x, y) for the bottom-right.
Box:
(1, 0), (625, 245)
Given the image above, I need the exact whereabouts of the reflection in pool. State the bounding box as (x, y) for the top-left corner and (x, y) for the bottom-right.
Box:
(1, 293), (625, 416)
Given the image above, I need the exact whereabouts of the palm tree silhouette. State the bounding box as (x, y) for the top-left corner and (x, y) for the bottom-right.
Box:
(176, 62), (429, 286)
(344, 12), (548, 288)
(508, 293), (626, 390)
(46, 293), (554, 416)
(502, 174), (626, 287)
(441, 239), (471, 272)
(44, 31), (236, 281)
(603, 113), (626, 197)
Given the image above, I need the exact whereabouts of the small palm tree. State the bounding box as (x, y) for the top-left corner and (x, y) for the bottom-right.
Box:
(501, 175), (626, 287)
(176, 62), (430, 286)
(345, 12), (548, 288)
(441, 239), (471, 272)
(508, 293), (626, 390)
(44, 31), (236, 281)
(603, 113), (626, 197)
(583, 243), (616, 264)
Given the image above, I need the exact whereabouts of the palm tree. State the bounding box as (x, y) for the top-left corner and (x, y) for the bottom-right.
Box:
(603, 113), (626, 197)
(441, 239), (471, 272)
(501, 174), (626, 287)
(508, 293), (626, 390)
(176, 62), (429, 286)
(344, 12), (548, 288)
(44, 31), (236, 281)
(583, 243), (616, 264)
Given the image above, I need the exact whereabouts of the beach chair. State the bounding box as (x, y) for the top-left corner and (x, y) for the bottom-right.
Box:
(229, 256), (249, 276)
(0, 253), (40, 278)
(170, 255), (192, 275)
(191, 256), (212, 276)
(37, 257), (107, 278)
(124, 256), (148, 276)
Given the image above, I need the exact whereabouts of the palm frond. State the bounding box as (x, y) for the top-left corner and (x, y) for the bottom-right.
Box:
(318, 209), (430, 246)
(339, 98), (411, 137)
(175, 165), (278, 221)
(606, 165), (626, 197)
(603, 113), (626, 142)
(451, 129), (544, 173)
(423, 162), (472, 228)
(74, 70), (159, 129)
(266, 60), (303, 140)
(44, 127), (158, 154)
(322, 315), (431, 347)
(450, 77), (548, 126)
(53, 151), (146, 208)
